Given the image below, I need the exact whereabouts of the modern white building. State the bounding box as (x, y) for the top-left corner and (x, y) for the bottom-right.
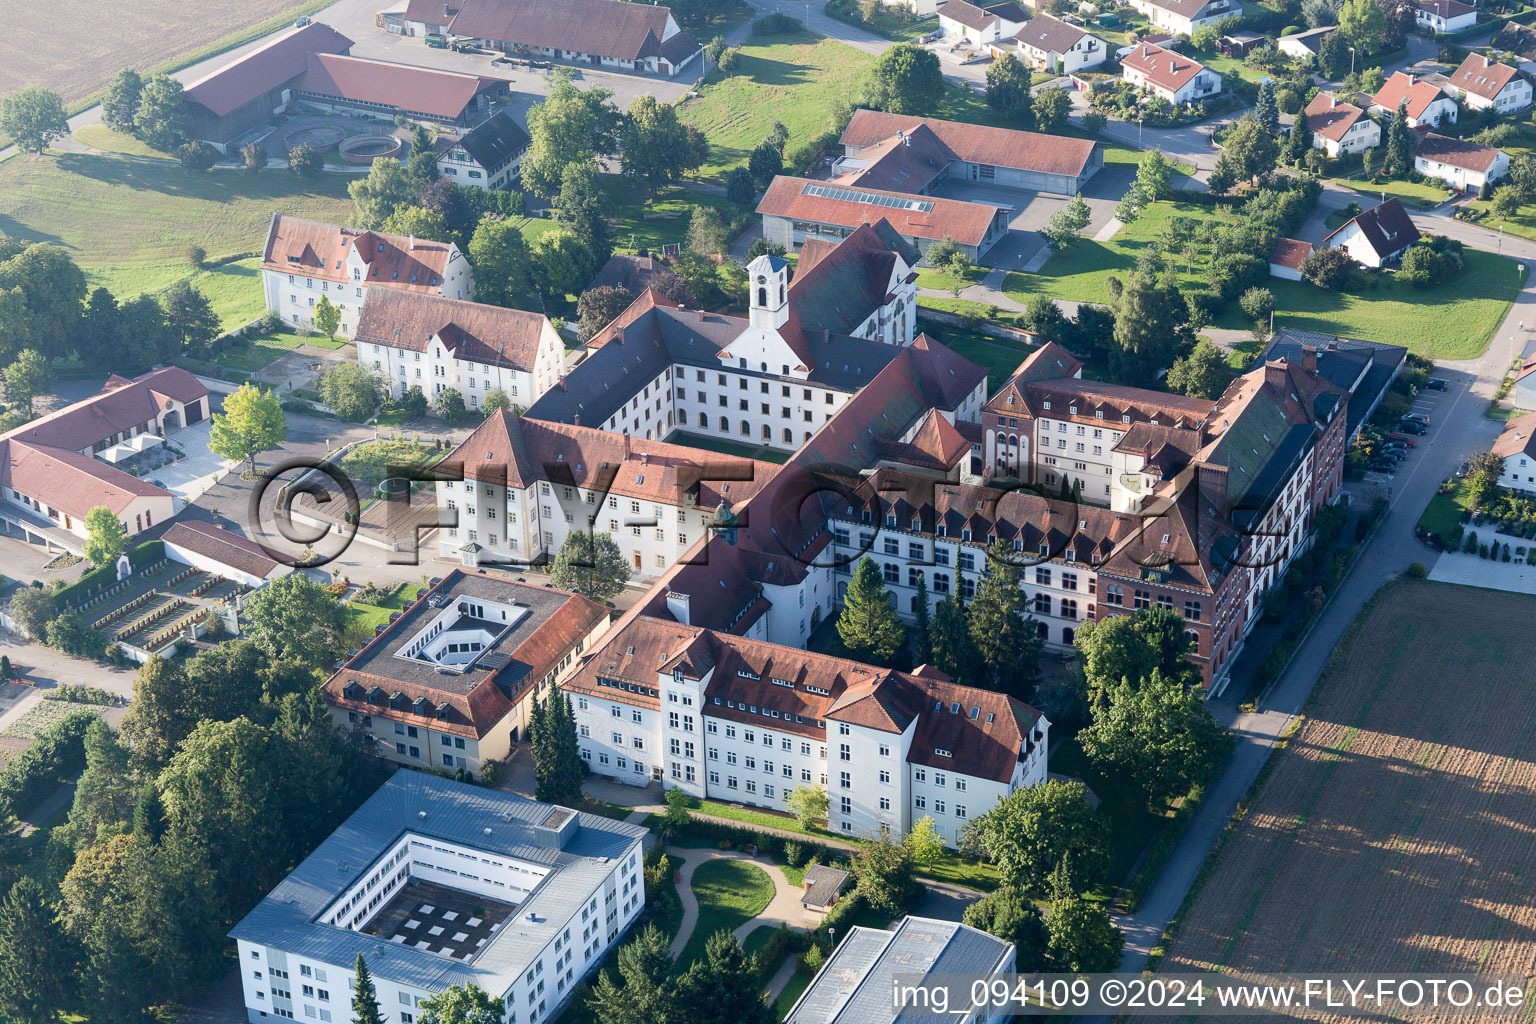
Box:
(355, 289), (567, 411)
(565, 616), (1050, 846)
(230, 773), (647, 1024)
(1493, 410), (1536, 492)
(998, 14), (1109, 73)
(1119, 43), (1222, 105)
(260, 216), (473, 337)
(1304, 93), (1380, 157)
(1128, 0), (1243, 35)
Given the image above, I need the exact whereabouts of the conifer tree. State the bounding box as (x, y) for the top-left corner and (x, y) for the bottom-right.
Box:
(912, 573), (932, 665)
(835, 557), (905, 665)
(969, 541), (1041, 700)
(352, 954), (384, 1024)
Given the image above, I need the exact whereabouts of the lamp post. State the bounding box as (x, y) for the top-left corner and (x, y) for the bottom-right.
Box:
(1139, 116), (1144, 144)
(1349, 46), (1356, 76)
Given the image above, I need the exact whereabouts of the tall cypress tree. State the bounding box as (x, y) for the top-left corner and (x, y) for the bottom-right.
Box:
(543, 687), (584, 808)
(529, 688), (551, 800)
(969, 541), (1041, 700)
(931, 590), (983, 686)
(912, 573), (933, 666)
(352, 954), (384, 1024)
(1383, 101), (1414, 179)
(1254, 80), (1279, 136)
(0, 877), (71, 1024)
(835, 557), (905, 665)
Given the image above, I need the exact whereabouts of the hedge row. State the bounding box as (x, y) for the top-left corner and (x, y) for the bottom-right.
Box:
(668, 816), (845, 866)
(54, 540), (165, 608)
(0, 710), (98, 821)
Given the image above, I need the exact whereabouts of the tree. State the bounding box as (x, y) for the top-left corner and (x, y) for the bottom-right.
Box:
(523, 73), (621, 199)
(3, 347), (49, 416)
(725, 165), (757, 205)
(350, 158), (419, 229)
(686, 206), (729, 256)
(417, 985), (503, 1024)
(550, 530), (630, 601)
(467, 218), (539, 310)
(162, 280), (220, 349)
(863, 44), (944, 115)
(209, 382), (286, 477)
(577, 285), (636, 341)
(381, 205), (453, 244)
(314, 294), (341, 341)
(1166, 338), (1230, 399)
(241, 573), (345, 667)
(1136, 149), (1174, 202)
(1255, 80), (1280, 136)
(404, 123), (438, 184)
(1299, 245), (1354, 290)
(1045, 195), (1092, 250)
(481, 387), (514, 415)
(1207, 115), (1277, 193)
(747, 138), (783, 188)
(1239, 285), (1276, 329)
(242, 141), (268, 173)
(288, 143), (323, 178)
(133, 74), (187, 150)
(0, 242), (86, 359)
(531, 229), (594, 300)
(1104, 271), (1191, 386)
(532, 686), (583, 806)
(836, 556), (905, 664)
(84, 506), (127, 568)
(963, 887), (1048, 970)
(851, 824), (915, 916)
(1338, 0), (1388, 53)
(102, 70), (144, 134)
(970, 541), (1040, 700)
(678, 931), (774, 1024)
(662, 785), (694, 829)
(967, 779), (1110, 894)
(904, 815), (944, 864)
(1079, 670), (1231, 807)
(587, 925), (676, 1024)
(0, 87), (68, 154)
(911, 571), (932, 664)
(786, 784), (829, 829)
(1074, 607), (1197, 703)
(925, 236), (961, 268)
(352, 954), (384, 1024)
(1033, 86), (1071, 134)
(985, 53), (1034, 128)
(434, 388), (466, 422)
(554, 161), (616, 264)
(177, 140), (219, 171)
(1045, 878), (1123, 973)
(1383, 100), (1414, 178)
(1282, 116), (1312, 166)
(1467, 450), (1506, 510)
(621, 95), (696, 196)
(0, 877), (71, 1024)
(946, 251), (974, 298)
(419, 177), (476, 244)
(318, 363), (383, 422)
(1492, 184), (1524, 221)
(7, 586), (55, 641)
(930, 589), (984, 685)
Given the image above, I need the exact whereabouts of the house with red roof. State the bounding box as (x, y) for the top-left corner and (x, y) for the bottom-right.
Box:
(1445, 53), (1531, 112)
(290, 53), (506, 125)
(260, 215), (473, 337)
(438, 0), (702, 76)
(998, 13), (1109, 73)
(1129, 0), (1243, 36)
(1415, 131), (1509, 190)
(1371, 70), (1458, 127)
(1414, 0), (1476, 33)
(1304, 93), (1380, 157)
(1269, 237), (1313, 281)
(1119, 42), (1222, 104)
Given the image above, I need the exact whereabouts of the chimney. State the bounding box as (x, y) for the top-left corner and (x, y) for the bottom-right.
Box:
(1198, 462), (1231, 517)
(409, 234), (415, 250)
(1301, 344), (1318, 374)
(1329, 93), (1337, 107)
(665, 590), (691, 625)
(573, 412), (580, 425)
(642, 451), (649, 466)
(1407, 73), (1415, 85)
(1264, 362), (1289, 392)
(623, 431), (632, 460)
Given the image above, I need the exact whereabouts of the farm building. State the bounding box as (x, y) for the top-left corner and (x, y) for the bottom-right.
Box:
(290, 53), (505, 125)
(182, 21), (355, 152)
(440, 0), (703, 76)
(433, 110), (529, 189)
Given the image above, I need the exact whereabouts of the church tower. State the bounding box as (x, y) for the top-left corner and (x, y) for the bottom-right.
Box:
(747, 253), (790, 332)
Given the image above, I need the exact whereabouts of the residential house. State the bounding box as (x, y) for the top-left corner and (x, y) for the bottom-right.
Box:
(1321, 197), (1422, 266)
(1512, 356), (1536, 410)
(1277, 24), (1336, 58)
(1414, 0), (1476, 33)
(322, 569), (610, 772)
(1372, 71), (1459, 126)
(230, 773), (648, 1024)
(1493, 21), (1536, 75)
(1414, 131), (1508, 190)
(1444, 53), (1532, 112)
(565, 615), (1049, 844)
(1119, 42), (1222, 105)
(444, 0), (702, 75)
(289, 53), (505, 125)
(1494, 411), (1536, 493)
(1128, 0), (1243, 35)
(434, 110), (530, 189)
(355, 289), (566, 410)
(260, 215), (473, 336)
(997, 14), (1109, 73)
(1268, 237), (1313, 281)
(938, 0), (1029, 45)
(182, 21), (354, 151)
(1304, 93), (1380, 157)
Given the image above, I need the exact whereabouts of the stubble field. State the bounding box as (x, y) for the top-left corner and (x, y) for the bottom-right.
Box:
(1154, 580), (1536, 1022)
(0, 0), (311, 104)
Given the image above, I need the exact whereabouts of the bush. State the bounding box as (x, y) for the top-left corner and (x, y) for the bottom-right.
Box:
(753, 12), (802, 34)
(184, 244), (206, 268)
(784, 840), (806, 868)
(1406, 561), (1428, 578)
(177, 140), (219, 171)
(0, 711), (97, 820)
(43, 684), (115, 705)
(1082, 110), (1107, 134)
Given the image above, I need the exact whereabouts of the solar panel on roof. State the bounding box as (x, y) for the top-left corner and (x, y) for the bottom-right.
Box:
(801, 182), (934, 212)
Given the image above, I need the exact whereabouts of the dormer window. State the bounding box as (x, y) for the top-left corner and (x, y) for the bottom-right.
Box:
(1043, 401), (1052, 411)
(1122, 414), (1132, 424)
(1095, 411), (1104, 419)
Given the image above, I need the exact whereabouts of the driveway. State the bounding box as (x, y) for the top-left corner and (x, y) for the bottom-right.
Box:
(934, 165), (1132, 272)
(155, 420), (237, 504)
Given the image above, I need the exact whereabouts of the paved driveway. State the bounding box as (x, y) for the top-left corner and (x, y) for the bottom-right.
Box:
(155, 421), (237, 504)
(934, 166), (1131, 271)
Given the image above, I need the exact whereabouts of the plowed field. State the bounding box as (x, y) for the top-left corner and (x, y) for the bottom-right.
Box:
(1154, 581), (1536, 1022)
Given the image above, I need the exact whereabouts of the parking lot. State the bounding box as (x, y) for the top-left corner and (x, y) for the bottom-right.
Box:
(933, 163), (1133, 271)
(1361, 378), (1445, 482)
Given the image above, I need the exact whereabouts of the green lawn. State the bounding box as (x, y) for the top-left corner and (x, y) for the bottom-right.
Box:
(678, 858), (776, 968)
(1006, 199), (1522, 359)
(775, 971), (814, 1019)
(1418, 478), (1471, 537)
(209, 328), (344, 373)
(679, 31), (877, 183)
(0, 701), (105, 740)
(338, 438), (445, 489)
(579, 797), (637, 822)
(1462, 201), (1536, 244)
(343, 582), (413, 634)
(661, 431), (793, 464)
(823, 0), (938, 40)
(1328, 175), (1453, 209)
(72, 125), (173, 159)
(0, 151), (355, 326)
(914, 318), (1032, 393)
(603, 178), (743, 253)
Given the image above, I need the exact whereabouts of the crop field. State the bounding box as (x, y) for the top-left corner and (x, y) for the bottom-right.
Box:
(0, 0), (315, 105)
(1154, 581), (1536, 1021)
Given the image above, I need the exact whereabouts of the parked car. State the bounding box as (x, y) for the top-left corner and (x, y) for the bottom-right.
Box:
(1388, 432), (1417, 446)
(1368, 460), (1398, 474)
(1415, 526), (1445, 550)
(1399, 420), (1427, 434)
(1381, 441), (1408, 453)
(1404, 412), (1430, 425)
(1456, 460), (1470, 477)
(1378, 447), (1406, 460)
(1426, 378), (1447, 391)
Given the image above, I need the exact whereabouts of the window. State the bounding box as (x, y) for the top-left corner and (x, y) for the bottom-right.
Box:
(1185, 601), (1202, 622)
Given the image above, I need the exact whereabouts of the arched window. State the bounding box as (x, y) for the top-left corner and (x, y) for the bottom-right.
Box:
(677, 410), (686, 425)
(1186, 629), (1200, 654)
(741, 420), (750, 435)
(783, 427), (793, 443)
(697, 412), (707, 429)
(757, 287), (767, 307)
(762, 423), (772, 439)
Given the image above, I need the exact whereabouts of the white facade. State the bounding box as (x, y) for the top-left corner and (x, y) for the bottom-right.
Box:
(1313, 117), (1380, 157)
(1415, 147), (1509, 190)
(436, 143), (524, 190)
(1414, 4), (1476, 32)
(358, 317), (564, 411)
(1454, 76), (1532, 112)
(940, 7), (1026, 46)
(1129, 0), (1243, 35)
(1010, 29), (1109, 73)
(260, 244), (473, 338)
(1499, 450), (1536, 493)
(1121, 60), (1223, 105)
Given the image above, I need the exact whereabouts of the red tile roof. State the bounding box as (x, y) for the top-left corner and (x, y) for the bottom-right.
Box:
(1322, 197), (1421, 259)
(262, 215), (454, 293)
(447, 0), (699, 63)
(840, 108), (1098, 178)
(1304, 92), (1368, 143)
(1450, 53), (1520, 101)
(404, 0), (459, 23)
(1494, 411), (1536, 460)
(1374, 71), (1450, 120)
(1120, 42), (1209, 92)
(1011, 13), (1096, 54)
(1416, 131), (1504, 174)
(356, 289), (551, 372)
(1, 441), (165, 518)
(294, 53), (499, 120)
(1416, 0), (1475, 19)
(161, 521), (284, 579)
(6, 367), (206, 454)
(758, 175), (1002, 248)
(185, 22), (354, 117)
(1269, 237), (1313, 269)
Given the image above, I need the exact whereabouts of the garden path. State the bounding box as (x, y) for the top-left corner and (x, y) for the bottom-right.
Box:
(666, 847), (808, 960)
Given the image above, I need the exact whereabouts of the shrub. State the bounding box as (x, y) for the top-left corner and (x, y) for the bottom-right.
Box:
(1082, 110), (1107, 134)
(184, 244), (206, 268)
(784, 840), (806, 868)
(0, 711), (97, 820)
(753, 12), (802, 34)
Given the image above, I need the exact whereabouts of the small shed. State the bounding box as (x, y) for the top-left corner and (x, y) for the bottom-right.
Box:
(800, 865), (850, 917)
(1269, 237), (1313, 281)
(1219, 31), (1264, 56)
